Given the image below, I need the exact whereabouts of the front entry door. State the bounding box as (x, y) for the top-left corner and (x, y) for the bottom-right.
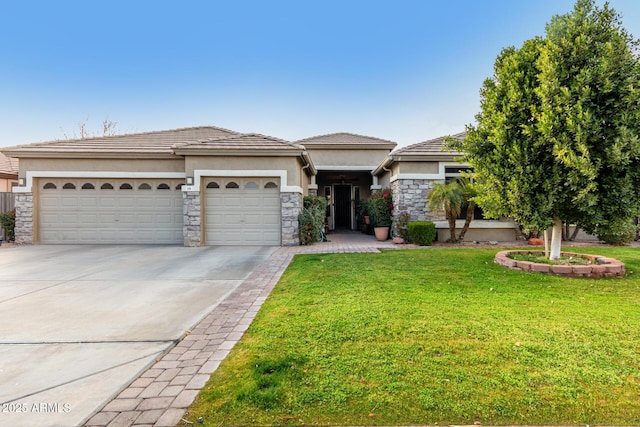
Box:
(334, 185), (352, 229)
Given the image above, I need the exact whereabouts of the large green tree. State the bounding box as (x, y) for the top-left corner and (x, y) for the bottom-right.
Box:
(460, 0), (640, 258)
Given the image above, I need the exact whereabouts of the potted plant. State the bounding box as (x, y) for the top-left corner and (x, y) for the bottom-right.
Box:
(367, 189), (393, 240)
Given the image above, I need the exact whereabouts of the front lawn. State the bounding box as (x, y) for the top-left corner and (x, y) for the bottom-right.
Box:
(184, 248), (640, 426)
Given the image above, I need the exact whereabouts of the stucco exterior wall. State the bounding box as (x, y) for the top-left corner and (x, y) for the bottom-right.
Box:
(19, 158), (184, 174)
(306, 149), (390, 168)
(0, 178), (16, 192)
(186, 156), (300, 187)
(396, 161), (439, 174)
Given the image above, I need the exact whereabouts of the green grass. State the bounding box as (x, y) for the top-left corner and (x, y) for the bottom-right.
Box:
(508, 252), (592, 265)
(184, 247), (640, 426)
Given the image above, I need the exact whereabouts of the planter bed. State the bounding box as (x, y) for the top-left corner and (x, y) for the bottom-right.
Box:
(495, 250), (625, 278)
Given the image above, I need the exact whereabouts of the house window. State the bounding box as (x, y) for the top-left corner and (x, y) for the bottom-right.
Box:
(444, 166), (484, 220)
(225, 181), (239, 189)
(43, 182), (57, 189)
(101, 183), (114, 190)
(206, 182), (220, 189)
(62, 183), (76, 190)
(120, 183), (133, 190)
(81, 183), (95, 190)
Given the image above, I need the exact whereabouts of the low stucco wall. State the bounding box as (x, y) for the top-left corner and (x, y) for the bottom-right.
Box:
(435, 220), (519, 242)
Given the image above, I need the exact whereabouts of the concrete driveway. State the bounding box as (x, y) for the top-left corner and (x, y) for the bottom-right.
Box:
(0, 244), (276, 427)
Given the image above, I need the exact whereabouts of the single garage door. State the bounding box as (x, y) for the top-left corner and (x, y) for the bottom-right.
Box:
(204, 177), (281, 245)
(39, 178), (184, 244)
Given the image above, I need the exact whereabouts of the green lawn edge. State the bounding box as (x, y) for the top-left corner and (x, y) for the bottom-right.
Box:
(184, 247), (640, 426)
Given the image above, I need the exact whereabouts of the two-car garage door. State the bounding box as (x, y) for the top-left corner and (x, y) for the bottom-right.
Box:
(37, 176), (282, 246)
(39, 178), (184, 244)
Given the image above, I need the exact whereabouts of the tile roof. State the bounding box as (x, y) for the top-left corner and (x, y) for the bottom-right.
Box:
(0, 153), (18, 177)
(176, 133), (305, 152)
(392, 132), (466, 156)
(296, 132), (397, 147)
(1, 126), (239, 156)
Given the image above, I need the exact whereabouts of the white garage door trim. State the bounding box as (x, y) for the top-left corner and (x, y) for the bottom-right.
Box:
(204, 177), (281, 246)
(182, 169), (301, 193)
(15, 171), (185, 193)
(38, 178), (184, 244)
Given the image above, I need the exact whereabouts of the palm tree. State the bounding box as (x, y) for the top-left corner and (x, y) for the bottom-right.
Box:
(427, 181), (464, 242)
(456, 177), (479, 242)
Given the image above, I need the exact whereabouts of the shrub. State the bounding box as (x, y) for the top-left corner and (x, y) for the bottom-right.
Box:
(0, 210), (15, 242)
(597, 219), (637, 246)
(408, 221), (436, 246)
(367, 188), (393, 227)
(299, 195), (328, 245)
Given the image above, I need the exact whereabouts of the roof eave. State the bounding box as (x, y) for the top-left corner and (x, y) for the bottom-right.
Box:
(301, 150), (317, 176)
(304, 143), (397, 150)
(173, 148), (305, 156)
(372, 155), (394, 176)
(0, 149), (181, 160)
(392, 152), (463, 162)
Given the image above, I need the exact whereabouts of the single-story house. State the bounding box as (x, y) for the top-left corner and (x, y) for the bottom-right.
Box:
(372, 132), (517, 242)
(0, 152), (18, 192)
(1, 126), (518, 245)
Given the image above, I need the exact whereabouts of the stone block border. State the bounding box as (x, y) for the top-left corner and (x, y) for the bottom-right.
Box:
(495, 250), (625, 278)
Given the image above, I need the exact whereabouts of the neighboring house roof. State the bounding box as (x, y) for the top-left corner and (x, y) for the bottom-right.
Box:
(0, 126), (239, 158)
(391, 132), (466, 156)
(0, 153), (18, 179)
(296, 132), (397, 150)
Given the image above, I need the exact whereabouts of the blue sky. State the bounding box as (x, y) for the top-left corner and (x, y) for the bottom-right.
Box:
(1, 0), (639, 148)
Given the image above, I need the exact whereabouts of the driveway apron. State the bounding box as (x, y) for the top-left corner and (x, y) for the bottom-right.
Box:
(0, 245), (275, 427)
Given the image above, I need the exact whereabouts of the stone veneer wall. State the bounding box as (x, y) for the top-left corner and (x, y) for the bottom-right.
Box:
(183, 191), (201, 247)
(281, 192), (301, 246)
(391, 179), (445, 221)
(14, 193), (33, 244)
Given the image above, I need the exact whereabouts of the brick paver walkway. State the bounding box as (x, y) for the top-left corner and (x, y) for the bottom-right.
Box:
(84, 232), (410, 426)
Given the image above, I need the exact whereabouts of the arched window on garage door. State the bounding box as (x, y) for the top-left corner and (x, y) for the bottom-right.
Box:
(206, 182), (219, 189)
(62, 183), (76, 190)
(43, 182), (57, 189)
(225, 181), (239, 189)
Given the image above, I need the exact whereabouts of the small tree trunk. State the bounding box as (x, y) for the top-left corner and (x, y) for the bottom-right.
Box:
(549, 217), (563, 260)
(544, 227), (550, 259)
(457, 204), (475, 242)
(569, 225), (580, 241)
(447, 214), (457, 243)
